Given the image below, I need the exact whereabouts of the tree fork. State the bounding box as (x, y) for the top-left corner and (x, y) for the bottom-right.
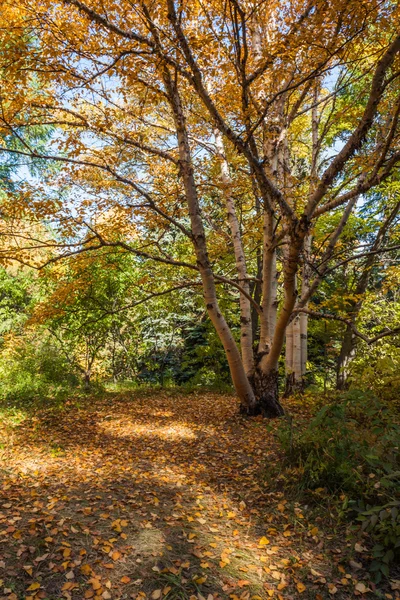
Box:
(245, 368), (284, 418)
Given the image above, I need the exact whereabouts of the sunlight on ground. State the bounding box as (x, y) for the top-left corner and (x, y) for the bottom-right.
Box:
(98, 418), (197, 440)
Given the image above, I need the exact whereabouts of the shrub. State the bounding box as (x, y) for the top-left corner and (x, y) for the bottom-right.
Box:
(0, 334), (80, 407)
(271, 390), (400, 578)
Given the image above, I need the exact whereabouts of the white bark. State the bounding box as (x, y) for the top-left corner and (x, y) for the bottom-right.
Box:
(292, 314), (302, 381)
(164, 69), (257, 409)
(258, 210), (277, 354)
(285, 319), (293, 374)
(215, 130), (254, 376)
(300, 312), (308, 376)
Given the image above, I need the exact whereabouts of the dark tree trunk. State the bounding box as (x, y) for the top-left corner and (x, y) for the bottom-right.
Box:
(242, 369), (285, 417)
(283, 372), (305, 397)
(84, 370), (91, 391)
(336, 325), (355, 390)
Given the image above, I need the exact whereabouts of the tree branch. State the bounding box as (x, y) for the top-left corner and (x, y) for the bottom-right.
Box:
(292, 308), (400, 344)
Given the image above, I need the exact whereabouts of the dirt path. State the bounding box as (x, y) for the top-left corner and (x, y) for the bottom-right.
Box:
(0, 391), (385, 599)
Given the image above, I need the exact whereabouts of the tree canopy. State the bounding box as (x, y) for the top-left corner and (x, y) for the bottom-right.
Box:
(0, 0), (399, 403)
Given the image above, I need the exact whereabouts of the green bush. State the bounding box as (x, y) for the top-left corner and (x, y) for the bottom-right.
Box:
(271, 390), (400, 577)
(356, 499), (400, 579)
(0, 336), (80, 407)
(275, 390), (399, 493)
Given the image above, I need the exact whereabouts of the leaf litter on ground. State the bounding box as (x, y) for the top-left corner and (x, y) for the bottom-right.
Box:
(0, 390), (396, 599)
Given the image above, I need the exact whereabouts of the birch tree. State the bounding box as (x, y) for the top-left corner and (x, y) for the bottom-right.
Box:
(1, 0), (400, 415)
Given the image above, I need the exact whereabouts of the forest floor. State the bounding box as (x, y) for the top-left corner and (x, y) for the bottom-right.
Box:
(0, 390), (398, 600)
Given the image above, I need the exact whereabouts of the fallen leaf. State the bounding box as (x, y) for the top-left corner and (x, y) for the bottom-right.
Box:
(258, 537), (270, 546)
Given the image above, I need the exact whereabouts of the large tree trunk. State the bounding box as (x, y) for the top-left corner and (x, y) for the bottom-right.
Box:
(285, 89), (318, 397)
(246, 368), (284, 417)
(164, 69), (258, 413)
(170, 70), (284, 416)
(258, 209), (278, 356)
(84, 370), (91, 390)
(285, 312), (304, 395)
(215, 129), (254, 376)
(285, 233), (312, 395)
(257, 225), (307, 414)
(169, 73), (284, 417)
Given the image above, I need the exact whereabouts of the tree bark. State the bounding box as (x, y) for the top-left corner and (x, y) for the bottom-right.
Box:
(258, 223), (308, 412)
(284, 313), (305, 395)
(215, 129), (254, 376)
(166, 71), (285, 417)
(164, 69), (257, 413)
(336, 324), (355, 390)
(285, 232), (312, 395)
(258, 209), (278, 355)
(246, 368), (283, 417)
(84, 370), (91, 390)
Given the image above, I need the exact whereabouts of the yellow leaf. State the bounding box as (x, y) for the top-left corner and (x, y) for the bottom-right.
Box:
(27, 583), (41, 591)
(296, 582), (306, 593)
(81, 564), (92, 576)
(151, 590), (162, 600)
(62, 583), (75, 591)
(277, 582), (287, 590)
(258, 536), (270, 546)
(328, 584), (338, 594)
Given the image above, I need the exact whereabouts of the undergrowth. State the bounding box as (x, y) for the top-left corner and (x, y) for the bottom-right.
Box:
(268, 389), (400, 581)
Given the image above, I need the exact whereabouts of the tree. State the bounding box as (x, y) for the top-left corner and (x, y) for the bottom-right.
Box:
(1, 0), (400, 415)
(336, 184), (400, 388)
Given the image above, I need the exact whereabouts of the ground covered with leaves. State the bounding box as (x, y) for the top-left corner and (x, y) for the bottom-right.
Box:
(0, 391), (398, 600)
